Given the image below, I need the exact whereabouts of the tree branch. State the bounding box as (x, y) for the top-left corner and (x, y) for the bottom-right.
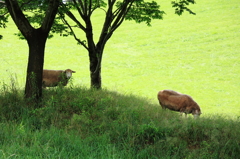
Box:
(60, 13), (88, 50)
(5, 0), (33, 38)
(75, 0), (85, 18)
(60, 3), (86, 31)
(94, 0), (145, 74)
(41, 0), (60, 31)
(88, 0), (92, 16)
(111, 0), (134, 32)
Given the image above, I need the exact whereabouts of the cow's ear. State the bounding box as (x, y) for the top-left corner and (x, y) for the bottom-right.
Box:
(72, 71), (76, 73)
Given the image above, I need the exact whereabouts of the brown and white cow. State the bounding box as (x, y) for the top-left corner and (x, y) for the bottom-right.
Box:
(157, 90), (202, 118)
(42, 69), (76, 88)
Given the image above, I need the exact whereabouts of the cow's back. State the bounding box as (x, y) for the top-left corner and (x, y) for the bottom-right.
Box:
(160, 90), (182, 96)
(43, 70), (63, 78)
(42, 70), (64, 87)
(158, 90), (183, 105)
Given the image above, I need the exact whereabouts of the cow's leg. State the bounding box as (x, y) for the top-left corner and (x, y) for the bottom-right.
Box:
(160, 102), (168, 110)
(180, 112), (187, 118)
(180, 112), (184, 117)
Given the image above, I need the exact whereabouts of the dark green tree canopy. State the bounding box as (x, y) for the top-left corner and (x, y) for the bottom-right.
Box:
(123, 0), (165, 26)
(57, 0), (195, 46)
(172, 0), (196, 15)
(0, 0), (196, 40)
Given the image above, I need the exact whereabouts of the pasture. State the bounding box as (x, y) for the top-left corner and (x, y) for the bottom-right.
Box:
(1, 0), (240, 119)
(1, 0), (240, 158)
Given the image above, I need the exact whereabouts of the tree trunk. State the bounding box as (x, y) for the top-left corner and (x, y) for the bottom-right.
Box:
(89, 50), (101, 89)
(5, 0), (60, 104)
(24, 29), (47, 101)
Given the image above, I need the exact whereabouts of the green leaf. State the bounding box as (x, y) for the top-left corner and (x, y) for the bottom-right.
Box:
(172, 0), (196, 15)
(122, 0), (165, 26)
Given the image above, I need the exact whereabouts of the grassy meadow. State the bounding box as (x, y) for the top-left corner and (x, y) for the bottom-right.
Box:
(1, 0), (240, 117)
(0, 0), (240, 158)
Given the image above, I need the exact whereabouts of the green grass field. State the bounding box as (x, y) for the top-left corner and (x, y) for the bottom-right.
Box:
(2, 0), (239, 117)
(0, 0), (240, 157)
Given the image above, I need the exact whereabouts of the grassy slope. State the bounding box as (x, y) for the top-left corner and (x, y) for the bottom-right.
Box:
(0, 85), (240, 158)
(1, 0), (240, 114)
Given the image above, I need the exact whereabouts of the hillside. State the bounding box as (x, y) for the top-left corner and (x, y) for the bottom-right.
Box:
(0, 86), (240, 158)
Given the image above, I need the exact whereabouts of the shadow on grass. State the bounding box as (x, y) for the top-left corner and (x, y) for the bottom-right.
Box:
(0, 84), (240, 158)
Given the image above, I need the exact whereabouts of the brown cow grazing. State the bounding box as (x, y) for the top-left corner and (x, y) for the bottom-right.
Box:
(157, 90), (202, 118)
(42, 69), (76, 88)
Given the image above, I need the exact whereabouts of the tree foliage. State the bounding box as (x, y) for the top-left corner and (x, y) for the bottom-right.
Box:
(1, 0), (67, 39)
(0, 0), (8, 39)
(172, 0), (196, 15)
(123, 0), (165, 26)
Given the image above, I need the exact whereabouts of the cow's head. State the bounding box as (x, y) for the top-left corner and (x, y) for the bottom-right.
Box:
(64, 69), (76, 79)
(193, 109), (202, 118)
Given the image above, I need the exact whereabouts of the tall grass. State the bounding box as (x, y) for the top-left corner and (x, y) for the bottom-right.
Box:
(0, 81), (239, 158)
